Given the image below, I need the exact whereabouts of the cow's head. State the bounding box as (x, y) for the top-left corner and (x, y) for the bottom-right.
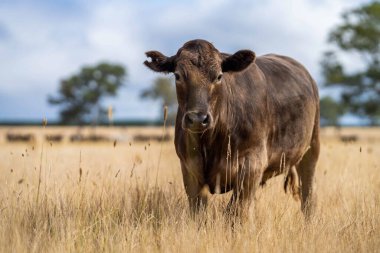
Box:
(144, 39), (255, 133)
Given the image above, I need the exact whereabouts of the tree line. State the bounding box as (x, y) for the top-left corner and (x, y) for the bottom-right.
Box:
(49, 1), (380, 126)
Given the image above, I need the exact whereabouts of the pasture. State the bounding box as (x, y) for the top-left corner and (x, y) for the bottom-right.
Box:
(0, 126), (379, 252)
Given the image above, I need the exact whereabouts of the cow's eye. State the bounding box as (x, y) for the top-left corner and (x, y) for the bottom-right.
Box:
(216, 73), (223, 82)
(174, 73), (181, 81)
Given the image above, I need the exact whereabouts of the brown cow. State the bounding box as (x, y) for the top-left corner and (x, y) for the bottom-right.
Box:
(144, 39), (320, 220)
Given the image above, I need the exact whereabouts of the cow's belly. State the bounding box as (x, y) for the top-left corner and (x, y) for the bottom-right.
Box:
(262, 135), (312, 184)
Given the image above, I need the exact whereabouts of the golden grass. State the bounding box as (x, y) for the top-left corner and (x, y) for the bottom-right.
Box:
(0, 126), (379, 253)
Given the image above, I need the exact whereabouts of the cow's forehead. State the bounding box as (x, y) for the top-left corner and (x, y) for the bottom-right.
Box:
(175, 49), (222, 73)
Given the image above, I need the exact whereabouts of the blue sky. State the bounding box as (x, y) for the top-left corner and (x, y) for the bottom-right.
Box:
(0, 0), (369, 123)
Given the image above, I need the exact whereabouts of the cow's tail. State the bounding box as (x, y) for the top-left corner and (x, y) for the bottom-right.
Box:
(284, 166), (300, 201)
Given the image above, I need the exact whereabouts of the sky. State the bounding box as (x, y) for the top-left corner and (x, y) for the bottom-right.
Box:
(0, 0), (370, 123)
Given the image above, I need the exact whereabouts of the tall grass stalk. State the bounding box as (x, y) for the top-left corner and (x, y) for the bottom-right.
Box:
(155, 105), (168, 188)
(35, 117), (47, 205)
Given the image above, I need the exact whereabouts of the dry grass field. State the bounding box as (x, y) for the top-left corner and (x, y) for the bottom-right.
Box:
(0, 126), (379, 253)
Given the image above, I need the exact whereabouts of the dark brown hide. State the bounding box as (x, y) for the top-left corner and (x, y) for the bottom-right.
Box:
(144, 39), (320, 219)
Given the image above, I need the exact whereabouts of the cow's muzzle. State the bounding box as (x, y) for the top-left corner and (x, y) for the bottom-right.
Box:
(182, 111), (212, 133)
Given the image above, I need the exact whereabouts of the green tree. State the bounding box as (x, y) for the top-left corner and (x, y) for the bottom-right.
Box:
(321, 1), (380, 125)
(320, 96), (345, 126)
(141, 77), (177, 124)
(49, 62), (126, 124)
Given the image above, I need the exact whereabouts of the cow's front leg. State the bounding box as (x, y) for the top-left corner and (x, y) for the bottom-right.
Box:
(226, 151), (267, 222)
(180, 161), (208, 216)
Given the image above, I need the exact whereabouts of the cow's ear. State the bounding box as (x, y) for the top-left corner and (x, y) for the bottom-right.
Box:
(144, 51), (175, 73)
(222, 50), (255, 72)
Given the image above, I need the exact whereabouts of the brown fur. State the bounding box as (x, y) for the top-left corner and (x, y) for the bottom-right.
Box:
(144, 39), (320, 220)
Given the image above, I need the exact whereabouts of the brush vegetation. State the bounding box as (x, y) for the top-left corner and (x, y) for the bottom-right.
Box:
(0, 127), (379, 252)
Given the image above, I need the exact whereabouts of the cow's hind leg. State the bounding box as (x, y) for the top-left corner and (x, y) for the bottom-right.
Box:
(296, 138), (319, 219)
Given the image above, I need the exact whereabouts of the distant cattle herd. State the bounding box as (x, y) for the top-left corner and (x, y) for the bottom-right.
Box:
(4, 132), (173, 143)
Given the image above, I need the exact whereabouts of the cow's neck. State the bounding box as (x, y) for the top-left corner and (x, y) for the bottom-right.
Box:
(190, 81), (242, 156)
(183, 71), (262, 164)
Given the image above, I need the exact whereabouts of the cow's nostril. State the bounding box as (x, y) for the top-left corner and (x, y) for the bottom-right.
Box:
(202, 114), (210, 126)
(185, 114), (193, 124)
